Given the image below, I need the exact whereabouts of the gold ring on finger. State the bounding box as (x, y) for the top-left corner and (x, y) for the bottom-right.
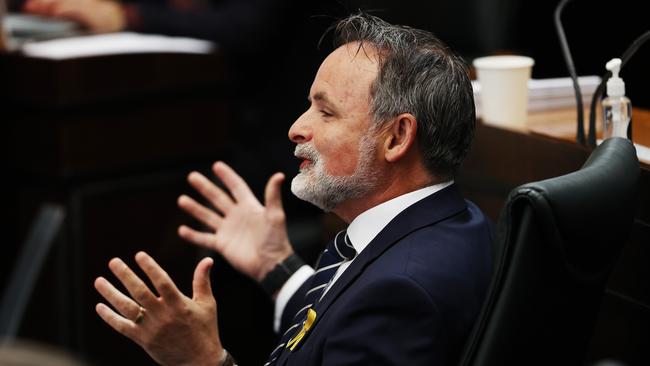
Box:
(134, 306), (146, 324)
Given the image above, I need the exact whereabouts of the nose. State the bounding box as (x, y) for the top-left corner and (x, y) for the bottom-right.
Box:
(288, 109), (312, 144)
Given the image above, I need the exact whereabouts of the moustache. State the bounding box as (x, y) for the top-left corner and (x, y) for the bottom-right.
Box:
(294, 143), (319, 163)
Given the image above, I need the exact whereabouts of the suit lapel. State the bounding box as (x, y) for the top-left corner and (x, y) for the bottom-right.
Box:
(306, 184), (468, 339)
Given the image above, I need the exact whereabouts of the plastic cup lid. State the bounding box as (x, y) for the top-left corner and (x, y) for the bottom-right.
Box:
(473, 55), (535, 70)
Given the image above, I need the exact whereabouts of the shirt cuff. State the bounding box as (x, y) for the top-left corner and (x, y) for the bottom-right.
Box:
(273, 265), (314, 333)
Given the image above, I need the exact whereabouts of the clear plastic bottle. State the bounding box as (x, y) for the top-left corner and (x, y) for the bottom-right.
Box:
(602, 58), (632, 139)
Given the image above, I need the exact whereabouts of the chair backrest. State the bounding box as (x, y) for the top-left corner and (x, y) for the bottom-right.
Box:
(459, 137), (640, 366)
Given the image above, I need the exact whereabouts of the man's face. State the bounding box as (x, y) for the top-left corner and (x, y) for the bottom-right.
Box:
(288, 42), (381, 211)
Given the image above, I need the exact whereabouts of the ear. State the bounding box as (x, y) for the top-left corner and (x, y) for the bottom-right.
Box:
(382, 113), (418, 163)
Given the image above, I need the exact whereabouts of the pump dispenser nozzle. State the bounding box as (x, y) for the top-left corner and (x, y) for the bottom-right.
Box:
(602, 57), (631, 140)
(606, 58), (625, 97)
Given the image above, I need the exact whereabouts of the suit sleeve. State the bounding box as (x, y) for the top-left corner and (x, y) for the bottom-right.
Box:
(320, 275), (449, 366)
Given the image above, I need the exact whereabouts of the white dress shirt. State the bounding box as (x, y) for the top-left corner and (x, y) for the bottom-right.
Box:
(273, 180), (454, 332)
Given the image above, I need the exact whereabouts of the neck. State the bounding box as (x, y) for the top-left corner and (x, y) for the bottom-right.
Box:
(333, 166), (438, 223)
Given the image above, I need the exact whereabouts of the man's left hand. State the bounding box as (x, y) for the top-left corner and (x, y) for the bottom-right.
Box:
(94, 251), (225, 366)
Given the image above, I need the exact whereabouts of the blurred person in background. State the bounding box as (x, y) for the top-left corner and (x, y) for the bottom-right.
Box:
(20, 0), (291, 50)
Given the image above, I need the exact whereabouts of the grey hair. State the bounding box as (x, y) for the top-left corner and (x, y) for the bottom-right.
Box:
(331, 13), (476, 180)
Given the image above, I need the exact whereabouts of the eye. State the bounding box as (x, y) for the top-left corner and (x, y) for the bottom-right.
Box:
(320, 110), (333, 117)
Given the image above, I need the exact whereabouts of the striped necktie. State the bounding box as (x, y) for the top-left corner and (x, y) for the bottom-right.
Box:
(265, 230), (356, 365)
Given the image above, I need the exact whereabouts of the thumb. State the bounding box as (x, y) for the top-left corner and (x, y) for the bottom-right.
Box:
(264, 173), (285, 212)
(192, 257), (214, 302)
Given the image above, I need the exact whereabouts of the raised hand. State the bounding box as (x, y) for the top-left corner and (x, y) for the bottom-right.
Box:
(177, 161), (294, 282)
(94, 252), (224, 366)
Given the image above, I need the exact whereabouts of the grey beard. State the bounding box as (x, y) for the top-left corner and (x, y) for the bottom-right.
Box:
(290, 136), (379, 211)
(291, 169), (373, 211)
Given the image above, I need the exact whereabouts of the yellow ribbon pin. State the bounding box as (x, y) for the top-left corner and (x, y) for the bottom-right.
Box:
(286, 308), (317, 351)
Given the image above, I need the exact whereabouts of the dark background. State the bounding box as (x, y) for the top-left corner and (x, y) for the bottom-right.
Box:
(1, 0), (649, 365)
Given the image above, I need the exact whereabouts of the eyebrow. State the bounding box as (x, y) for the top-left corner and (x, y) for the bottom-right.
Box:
(308, 92), (336, 108)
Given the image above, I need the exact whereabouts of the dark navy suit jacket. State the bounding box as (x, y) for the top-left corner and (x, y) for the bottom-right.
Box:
(276, 184), (493, 365)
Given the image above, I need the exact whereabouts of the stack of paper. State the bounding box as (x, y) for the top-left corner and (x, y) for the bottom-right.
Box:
(20, 32), (216, 59)
(472, 76), (602, 114)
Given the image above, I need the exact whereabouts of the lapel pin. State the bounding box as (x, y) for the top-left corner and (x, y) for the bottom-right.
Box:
(287, 308), (317, 351)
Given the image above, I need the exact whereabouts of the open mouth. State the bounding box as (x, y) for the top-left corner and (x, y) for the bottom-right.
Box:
(299, 159), (312, 170)
(294, 143), (317, 171)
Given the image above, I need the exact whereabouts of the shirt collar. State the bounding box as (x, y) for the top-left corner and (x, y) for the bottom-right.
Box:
(346, 180), (454, 255)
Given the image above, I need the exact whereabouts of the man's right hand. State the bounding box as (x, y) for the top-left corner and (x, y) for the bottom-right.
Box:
(177, 161), (293, 282)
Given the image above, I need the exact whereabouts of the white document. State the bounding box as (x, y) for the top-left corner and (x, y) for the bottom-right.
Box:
(472, 76), (602, 113)
(634, 143), (650, 163)
(21, 32), (216, 60)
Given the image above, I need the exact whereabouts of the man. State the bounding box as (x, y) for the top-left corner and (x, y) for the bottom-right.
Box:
(93, 13), (493, 365)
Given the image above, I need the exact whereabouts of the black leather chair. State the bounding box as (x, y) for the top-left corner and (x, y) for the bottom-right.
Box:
(459, 137), (640, 366)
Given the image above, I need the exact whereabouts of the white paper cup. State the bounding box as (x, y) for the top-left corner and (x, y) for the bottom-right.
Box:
(473, 55), (535, 129)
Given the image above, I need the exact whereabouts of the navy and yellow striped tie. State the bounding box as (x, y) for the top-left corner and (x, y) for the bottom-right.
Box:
(265, 230), (356, 365)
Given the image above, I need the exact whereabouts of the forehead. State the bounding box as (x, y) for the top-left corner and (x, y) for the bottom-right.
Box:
(310, 42), (380, 106)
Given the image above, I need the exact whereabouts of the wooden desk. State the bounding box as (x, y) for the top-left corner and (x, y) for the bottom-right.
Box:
(458, 118), (650, 365)
(527, 107), (650, 166)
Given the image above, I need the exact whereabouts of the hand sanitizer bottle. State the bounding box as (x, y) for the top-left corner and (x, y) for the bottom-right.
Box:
(602, 58), (632, 139)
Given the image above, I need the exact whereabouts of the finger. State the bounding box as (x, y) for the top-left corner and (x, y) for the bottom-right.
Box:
(96, 303), (139, 341)
(264, 173), (286, 212)
(41, 0), (64, 15)
(177, 194), (223, 229)
(134, 251), (182, 304)
(50, 5), (85, 22)
(108, 257), (158, 309)
(192, 257), (214, 302)
(48, 0), (76, 16)
(94, 276), (142, 320)
(178, 225), (220, 251)
(212, 161), (256, 204)
(23, 0), (51, 14)
(187, 171), (234, 212)
(22, 0), (42, 13)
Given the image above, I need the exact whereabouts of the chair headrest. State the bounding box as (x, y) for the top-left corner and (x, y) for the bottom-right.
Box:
(505, 137), (640, 274)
